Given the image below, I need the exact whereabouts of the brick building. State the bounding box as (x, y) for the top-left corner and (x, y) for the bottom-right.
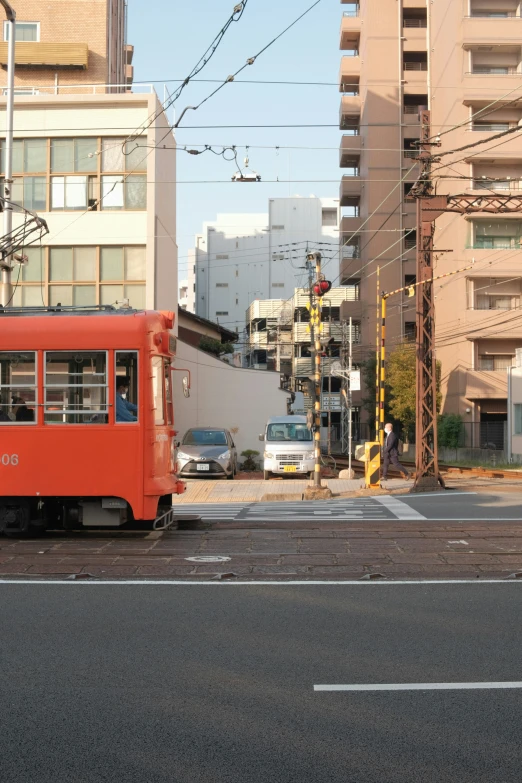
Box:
(0, 0), (132, 94)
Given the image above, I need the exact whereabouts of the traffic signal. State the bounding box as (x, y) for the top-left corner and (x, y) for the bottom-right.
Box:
(313, 279), (332, 297)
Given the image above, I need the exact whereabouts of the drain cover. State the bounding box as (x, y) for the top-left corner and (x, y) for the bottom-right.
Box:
(185, 555), (231, 563)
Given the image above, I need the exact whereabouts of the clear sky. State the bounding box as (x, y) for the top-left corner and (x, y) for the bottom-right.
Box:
(127, 0), (341, 283)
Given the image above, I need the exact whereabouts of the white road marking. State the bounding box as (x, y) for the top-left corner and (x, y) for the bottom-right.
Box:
(396, 492), (477, 499)
(375, 495), (427, 520)
(0, 579), (519, 585)
(314, 682), (522, 692)
(448, 540), (469, 546)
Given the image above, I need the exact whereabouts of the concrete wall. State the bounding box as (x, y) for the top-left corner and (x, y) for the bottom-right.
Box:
(173, 340), (290, 455)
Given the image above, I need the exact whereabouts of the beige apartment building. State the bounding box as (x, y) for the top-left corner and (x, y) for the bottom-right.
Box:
(0, 0), (132, 93)
(340, 0), (522, 448)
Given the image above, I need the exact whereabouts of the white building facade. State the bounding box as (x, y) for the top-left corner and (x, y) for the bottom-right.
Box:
(1, 91), (177, 315)
(193, 197), (339, 333)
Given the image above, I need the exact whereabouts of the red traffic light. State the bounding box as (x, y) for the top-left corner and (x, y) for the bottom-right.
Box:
(313, 280), (332, 296)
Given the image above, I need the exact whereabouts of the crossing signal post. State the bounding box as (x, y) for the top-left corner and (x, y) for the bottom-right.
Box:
(306, 251), (333, 495)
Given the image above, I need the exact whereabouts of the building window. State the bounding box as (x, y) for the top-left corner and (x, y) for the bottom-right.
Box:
(215, 283), (228, 288)
(101, 175), (146, 210)
(478, 354), (514, 371)
(51, 176), (95, 211)
(216, 311), (228, 316)
(0, 351), (37, 424)
(515, 404), (522, 435)
(272, 283), (284, 288)
(51, 138), (98, 173)
(44, 351), (108, 425)
(271, 224), (285, 230)
(322, 208), (337, 226)
(216, 254), (229, 260)
(13, 245), (146, 310)
(405, 322), (416, 342)
(101, 139), (147, 173)
(4, 21), (39, 41)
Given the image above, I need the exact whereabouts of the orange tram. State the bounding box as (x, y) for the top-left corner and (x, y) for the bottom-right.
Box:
(0, 306), (185, 536)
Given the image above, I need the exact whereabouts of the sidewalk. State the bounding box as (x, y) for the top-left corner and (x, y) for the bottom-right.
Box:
(1, 520), (522, 579)
(173, 477), (412, 504)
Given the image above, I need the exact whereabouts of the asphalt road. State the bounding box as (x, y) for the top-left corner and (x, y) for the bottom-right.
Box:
(2, 583), (522, 782)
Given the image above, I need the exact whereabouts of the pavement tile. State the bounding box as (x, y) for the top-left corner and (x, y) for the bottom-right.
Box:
(0, 564), (30, 573)
(477, 564), (522, 571)
(389, 554), (446, 564)
(136, 566), (197, 575)
(290, 531), (336, 538)
(334, 554), (393, 565)
(298, 542), (347, 553)
(280, 555), (337, 565)
(490, 554), (522, 563)
(80, 566), (139, 575)
(310, 566), (367, 574)
(252, 566), (311, 574)
(26, 565), (83, 574)
(441, 554), (499, 564)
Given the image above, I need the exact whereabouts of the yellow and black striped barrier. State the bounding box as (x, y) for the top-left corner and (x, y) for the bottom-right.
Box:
(365, 441), (381, 488)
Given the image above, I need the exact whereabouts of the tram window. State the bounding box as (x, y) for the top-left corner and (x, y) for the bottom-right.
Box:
(44, 351), (108, 424)
(152, 356), (165, 425)
(0, 352), (37, 424)
(115, 351), (138, 423)
(164, 360), (173, 425)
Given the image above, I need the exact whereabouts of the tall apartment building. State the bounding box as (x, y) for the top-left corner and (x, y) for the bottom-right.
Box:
(0, 0), (132, 93)
(193, 197), (339, 333)
(340, 0), (522, 447)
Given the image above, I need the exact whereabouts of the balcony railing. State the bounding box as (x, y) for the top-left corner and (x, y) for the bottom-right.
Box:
(472, 237), (521, 249)
(403, 18), (427, 27)
(472, 122), (511, 132)
(343, 7), (360, 17)
(475, 296), (520, 310)
(473, 179), (520, 191)
(344, 50), (359, 57)
(404, 104), (427, 114)
(471, 66), (518, 75)
(469, 11), (517, 17)
(404, 61), (428, 71)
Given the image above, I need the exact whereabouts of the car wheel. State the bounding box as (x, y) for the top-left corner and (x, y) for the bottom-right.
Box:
(263, 470), (270, 481)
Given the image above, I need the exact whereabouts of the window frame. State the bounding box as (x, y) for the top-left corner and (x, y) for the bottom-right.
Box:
(115, 350), (139, 425)
(151, 355), (165, 425)
(3, 21), (40, 42)
(514, 403), (522, 436)
(0, 351), (38, 425)
(43, 350), (109, 425)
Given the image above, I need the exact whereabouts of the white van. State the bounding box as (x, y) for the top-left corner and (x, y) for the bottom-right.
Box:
(259, 415), (315, 480)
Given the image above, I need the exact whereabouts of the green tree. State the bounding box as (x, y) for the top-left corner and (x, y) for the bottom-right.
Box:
(199, 336), (234, 357)
(438, 413), (464, 449)
(386, 343), (442, 441)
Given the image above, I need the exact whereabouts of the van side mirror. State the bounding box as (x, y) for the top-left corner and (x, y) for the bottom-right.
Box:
(258, 434), (264, 441)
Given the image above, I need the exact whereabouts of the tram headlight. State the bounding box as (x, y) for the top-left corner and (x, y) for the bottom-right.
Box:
(218, 450), (231, 460)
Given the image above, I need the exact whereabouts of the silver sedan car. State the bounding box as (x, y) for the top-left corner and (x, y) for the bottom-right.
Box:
(177, 427), (238, 480)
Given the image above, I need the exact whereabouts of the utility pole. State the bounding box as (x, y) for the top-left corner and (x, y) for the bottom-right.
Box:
(305, 251), (333, 497)
(0, 0), (16, 307)
(348, 315), (353, 476)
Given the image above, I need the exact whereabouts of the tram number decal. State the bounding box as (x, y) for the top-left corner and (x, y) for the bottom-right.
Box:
(1, 454), (18, 466)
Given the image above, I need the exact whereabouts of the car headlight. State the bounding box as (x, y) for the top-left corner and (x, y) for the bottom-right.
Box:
(264, 451), (274, 459)
(305, 451), (315, 459)
(177, 451), (191, 461)
(218, 450), (231, 460)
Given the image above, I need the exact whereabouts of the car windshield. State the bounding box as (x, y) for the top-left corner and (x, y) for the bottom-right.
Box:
(266, 423), (312, 442)
(183, 429), (228, 446)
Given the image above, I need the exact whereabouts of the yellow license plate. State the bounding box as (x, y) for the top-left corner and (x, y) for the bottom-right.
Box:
(284, 465), (297, 472)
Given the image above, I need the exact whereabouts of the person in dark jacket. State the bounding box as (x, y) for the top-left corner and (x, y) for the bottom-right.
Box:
(382, 422), (410, 480)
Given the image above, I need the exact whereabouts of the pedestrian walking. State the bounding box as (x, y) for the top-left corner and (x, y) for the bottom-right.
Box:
(382, 422), (410, 480)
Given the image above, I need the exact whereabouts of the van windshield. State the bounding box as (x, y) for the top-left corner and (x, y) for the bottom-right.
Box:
(267, 423), (312, 442)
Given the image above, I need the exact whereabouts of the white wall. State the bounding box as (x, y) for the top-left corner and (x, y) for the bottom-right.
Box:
(173, 340), (290, 456)
(194, 197), (340, 332)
